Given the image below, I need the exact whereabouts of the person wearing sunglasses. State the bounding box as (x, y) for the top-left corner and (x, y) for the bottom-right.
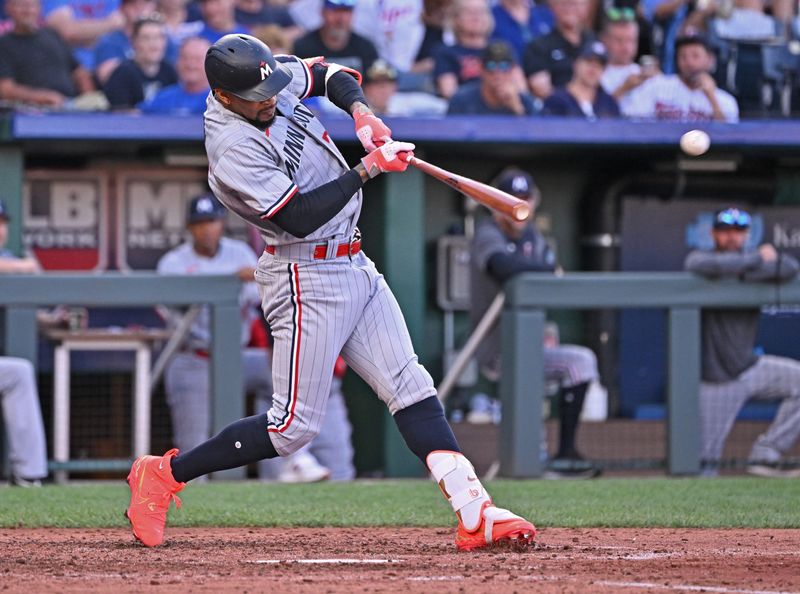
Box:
(447, 39), (538, 115)
(685, 207), (800, 477)
(599, 10), (659, 113)
(542, 40), (619, 118)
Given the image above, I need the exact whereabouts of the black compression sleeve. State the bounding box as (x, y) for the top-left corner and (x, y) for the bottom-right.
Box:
(270, 169), (364, 238)
(326, 70), (367, 112)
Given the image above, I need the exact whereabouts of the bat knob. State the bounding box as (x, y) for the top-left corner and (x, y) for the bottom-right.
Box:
(512, 203), (531, 222)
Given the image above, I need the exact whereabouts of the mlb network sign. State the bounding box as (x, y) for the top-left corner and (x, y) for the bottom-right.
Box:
(22, 171), (107, 271)
(118, 172), (249, 270)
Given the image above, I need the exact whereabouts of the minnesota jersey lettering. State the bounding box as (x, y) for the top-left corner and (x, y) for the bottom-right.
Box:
(284, 126), (305, 179)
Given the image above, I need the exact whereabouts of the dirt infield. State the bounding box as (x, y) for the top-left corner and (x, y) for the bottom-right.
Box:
(1, 527), (798, 593)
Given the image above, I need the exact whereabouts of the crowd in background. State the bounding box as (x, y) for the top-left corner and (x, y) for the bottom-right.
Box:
(0, 0), (799, 120)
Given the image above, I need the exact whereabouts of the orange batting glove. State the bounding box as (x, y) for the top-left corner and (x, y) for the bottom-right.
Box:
(361, 141), (415, 177)
(354, 111), (392, 152)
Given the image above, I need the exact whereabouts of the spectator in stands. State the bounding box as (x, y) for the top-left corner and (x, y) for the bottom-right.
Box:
(235, 0), (298, 36)
(490, 0), (554, 62)
(405, 0), (450, 93)
(42, 0), (125, 70)
(414, 0), (449, 69)
(685, 207), (800, 477)
(640, 0), (689, 74)
(600, 9), (658, 114)
(103, 15), (177, 108)
(433, 0), (493, 99)
(293, 0), (379, 74)
(623, 33), (738, 121)
(543, 40), (620, 117)
(363, 58), (447, 115)
(139, 35), (209, 113)
(0, 199), (48, 488)
(0, 0), (96, 108)
(250, 22), (290, 53)
(523, 0), (594, 100)
(448, 39), (537, 114)
(159, 0), (204, 48)
(693, 0), (779, 41)
(94, 0), (159, 85)
(193, 0), (248, 43)
(470, 169), (600, 478)
(352, 0), (426, 77)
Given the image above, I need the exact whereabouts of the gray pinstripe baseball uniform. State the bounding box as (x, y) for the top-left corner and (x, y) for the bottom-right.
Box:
(685, 246), (800, 467)
(204, 56), (435, 456)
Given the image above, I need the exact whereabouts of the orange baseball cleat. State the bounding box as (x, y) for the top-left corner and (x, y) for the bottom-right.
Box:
(125, 448), (185, 547)
(427, 450), (536, 552)
(454, 500), (536, 552)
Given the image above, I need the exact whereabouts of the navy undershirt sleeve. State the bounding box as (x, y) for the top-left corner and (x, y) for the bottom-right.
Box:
(270, 169), (364, 238)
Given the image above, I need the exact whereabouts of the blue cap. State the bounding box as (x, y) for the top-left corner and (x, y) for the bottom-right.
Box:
(187, 194), (226, 224)
(0, 199), (9, 221)
(713, 207), (751, 230)
(495, 169), (537, 197)
(324, 0), (356, 8)
(578, 41), (609, 65)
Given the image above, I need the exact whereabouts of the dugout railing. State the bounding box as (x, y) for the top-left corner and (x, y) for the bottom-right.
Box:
(1, 274), (245, 480)
(500, 272), (800, 478)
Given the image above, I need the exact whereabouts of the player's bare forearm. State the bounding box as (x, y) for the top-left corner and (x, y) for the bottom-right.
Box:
(350, 101), (371, 117)
(353, 163), (371, 182)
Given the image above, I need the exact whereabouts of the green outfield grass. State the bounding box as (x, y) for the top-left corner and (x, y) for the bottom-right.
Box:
(1, 477), (799, 529)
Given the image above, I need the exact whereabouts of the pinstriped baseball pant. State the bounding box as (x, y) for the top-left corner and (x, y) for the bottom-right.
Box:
(700, 355), (800, 462)
(256, 250), (436, 456)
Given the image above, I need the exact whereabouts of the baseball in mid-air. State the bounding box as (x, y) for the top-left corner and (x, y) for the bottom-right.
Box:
(680, 129), (710, 156)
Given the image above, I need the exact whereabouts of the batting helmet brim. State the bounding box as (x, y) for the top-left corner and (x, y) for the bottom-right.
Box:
(228, 63), (293, 102)
(210, 61), (290, 102)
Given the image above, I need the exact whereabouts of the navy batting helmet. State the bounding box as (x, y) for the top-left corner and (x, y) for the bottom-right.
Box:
(205, 34), (293, 101)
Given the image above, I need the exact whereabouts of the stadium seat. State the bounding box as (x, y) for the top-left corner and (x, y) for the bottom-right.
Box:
(759, 43), (800, 116)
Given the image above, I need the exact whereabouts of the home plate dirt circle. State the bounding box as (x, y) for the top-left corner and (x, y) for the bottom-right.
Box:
(1, 527), (799, 593)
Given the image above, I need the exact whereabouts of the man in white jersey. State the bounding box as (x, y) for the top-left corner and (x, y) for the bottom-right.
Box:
(623, 33), (738, 122)
(125, 33), (535, 552)
(157, 193), (349, 482)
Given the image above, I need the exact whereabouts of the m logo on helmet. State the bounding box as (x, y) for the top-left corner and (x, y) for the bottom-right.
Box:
(260, 60), (273, 81)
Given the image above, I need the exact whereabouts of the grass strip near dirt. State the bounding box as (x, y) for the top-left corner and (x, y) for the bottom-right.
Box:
(1, 477), (799, 529)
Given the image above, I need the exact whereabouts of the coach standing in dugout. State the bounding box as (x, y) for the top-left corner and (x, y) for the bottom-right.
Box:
(685, 207), (800, 477)
(124, 34), (536, 552)
(470, 169), (601, 478)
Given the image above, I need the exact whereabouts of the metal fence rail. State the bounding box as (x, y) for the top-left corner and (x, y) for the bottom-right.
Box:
(1, 273), (244, 479)
(500, 272), (800, 478)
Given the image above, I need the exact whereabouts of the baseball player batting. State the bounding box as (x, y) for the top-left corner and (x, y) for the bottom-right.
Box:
(124, 34), (535, 551)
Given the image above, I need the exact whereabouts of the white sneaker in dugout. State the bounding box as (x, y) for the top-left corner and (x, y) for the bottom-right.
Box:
(278, 452), (331, 483)
(746, 462), (800, 478)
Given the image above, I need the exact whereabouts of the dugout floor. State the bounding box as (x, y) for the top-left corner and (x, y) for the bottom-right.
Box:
(1, 527), (798, 593)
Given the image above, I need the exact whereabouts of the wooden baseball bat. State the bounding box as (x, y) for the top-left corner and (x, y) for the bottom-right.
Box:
(408, 156), (531, 221)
